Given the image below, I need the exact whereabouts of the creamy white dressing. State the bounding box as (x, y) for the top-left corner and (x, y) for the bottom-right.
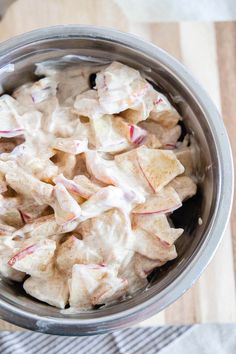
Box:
(0, 61), (197, 311)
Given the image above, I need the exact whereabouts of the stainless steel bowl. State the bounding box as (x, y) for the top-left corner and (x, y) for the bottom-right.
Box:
(0, 25), (233, 335)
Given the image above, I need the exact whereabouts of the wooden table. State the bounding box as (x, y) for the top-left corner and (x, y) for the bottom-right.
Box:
(0, 0), (235, 330)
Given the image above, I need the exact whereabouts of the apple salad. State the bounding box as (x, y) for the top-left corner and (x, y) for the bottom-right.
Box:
(0, 61), (197, 310)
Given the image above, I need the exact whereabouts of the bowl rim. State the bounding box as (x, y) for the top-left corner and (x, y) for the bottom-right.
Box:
(0, 25), (233, 335)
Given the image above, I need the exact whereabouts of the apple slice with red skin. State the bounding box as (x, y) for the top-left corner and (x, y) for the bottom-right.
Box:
(175, 147), (195, 176)
(0, 128), (24, 138)
(69, 263), (127, 309)
(90, 115), (129, 153)
(8, 239), (56, 277)
(69, 264), (109, 310)
(132, 213), (183, 247)
(52, 182), (81, 225)
(91, 277), (128, 305)
(114, 117), (147, 146)
(12, 214), (60, 239)
(139, 121), (181, 146)
(132, 186), (182, 215)
(8, 244), (38, 267)
(168, 176), (197, 201)
(134, 253), (165, 278)
(114, 148), (153, 194)
(23, 271), (69, 309)
(54, 173), (99, 201)
(133, 228), (177, 261)
(136, 146), (184, 193)
(149, 92), (180, 129)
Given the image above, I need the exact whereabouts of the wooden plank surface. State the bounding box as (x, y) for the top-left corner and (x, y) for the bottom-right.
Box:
(0, 0), (235, 330)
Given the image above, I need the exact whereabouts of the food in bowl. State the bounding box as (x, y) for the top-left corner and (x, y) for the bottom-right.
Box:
(0, 61), (197, 310)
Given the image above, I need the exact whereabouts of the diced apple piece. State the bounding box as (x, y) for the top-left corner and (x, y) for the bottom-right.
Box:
(96, 62), (154, 119)
(0, 95), (24, 137)
(96, 62), (139, 113)
(175, 147), (194, 176)
(52, 138), (88, 155)
(133, 213), (183, 247)
(12, 215), (60, 239)
(29, 77), (57, 104)
(134, 253), (165, 278)
(112, 116), (130, 139)
(5, 164), (53, 205)
(74, 90), (104, 119)
(69, 264), (107, 309)
(44, 105), (79, 137)
(73, 175), (101, 199)
(12, 77), (56, 113)
(118, 82), (154, 124)
(118, 254), (148, 294)
(13, 82), (37, 106)
(56, 236), (102, 275)
(133, 228), (177, 261)
(69, 264), (126, 309)
(90, 115), (129, 153)
(53, 174), (85, 203)
(169, 176), (197, 201)
(115, 149), (152, 194)
(0, 257), (25, 281)
(52, 183), (81, 225)
(85, 150), (146, 203)
(0, 244), (25, 282)
(23, 271), (69, 309)
(85, 150), (124, 185)
(139, 120), (181, 146)
(78, 209), (133, 265)
(19, 111), (42, 135)
(96, 61), (140, 92)
(114, 117), (148, 146)
(132, 186), (182, 215)
(91, 276), (127, 305)
(35, 63), (96, 102)
(80, 186), (133, 221)
(136, 146), (184, 192)
(8, 239), (56, 277)
(149, 92), (180, 128)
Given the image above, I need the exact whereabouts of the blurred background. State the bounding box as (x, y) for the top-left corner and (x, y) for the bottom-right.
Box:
(0, 1), (235, 353)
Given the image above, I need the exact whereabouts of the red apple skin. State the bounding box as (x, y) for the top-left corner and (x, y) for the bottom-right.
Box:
(132, 203), (182, 215)
(129, 124), (147, 145)
(137, 158), (156, 193)
(0, 128), (24, 138)
(8, 244), (38, 267)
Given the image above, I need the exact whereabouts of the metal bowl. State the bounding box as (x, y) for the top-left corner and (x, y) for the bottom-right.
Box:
(0, 25), (233, 335)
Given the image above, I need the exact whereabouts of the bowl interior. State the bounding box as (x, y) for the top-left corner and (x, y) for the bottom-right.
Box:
(0, 33), (219, 330)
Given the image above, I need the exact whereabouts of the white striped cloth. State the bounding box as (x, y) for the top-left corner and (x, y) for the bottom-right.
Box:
(0, 326), (190, 354)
